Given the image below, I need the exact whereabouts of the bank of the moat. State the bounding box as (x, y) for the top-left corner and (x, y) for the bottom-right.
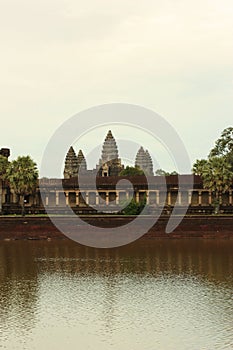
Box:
(0, 215), (232, 240)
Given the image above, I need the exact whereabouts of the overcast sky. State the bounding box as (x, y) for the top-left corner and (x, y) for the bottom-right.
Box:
(0, 0), (233, 176)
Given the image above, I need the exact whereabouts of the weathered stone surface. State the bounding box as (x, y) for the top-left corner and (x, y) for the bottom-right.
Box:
(63, 146), (78, 178)
(0, 148), (10, 159)
(135, 147), (153, 176)
(98, 130), (123, 176)
(77, 150), (87, 172)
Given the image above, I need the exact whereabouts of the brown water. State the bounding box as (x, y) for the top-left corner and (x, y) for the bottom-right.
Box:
(0, 239), (232, 350)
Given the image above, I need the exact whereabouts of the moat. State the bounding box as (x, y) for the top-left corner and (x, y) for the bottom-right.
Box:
(0, 239), (232, 350)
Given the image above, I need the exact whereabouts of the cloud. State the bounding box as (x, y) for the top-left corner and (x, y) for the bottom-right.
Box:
(0, 0), (232, 171)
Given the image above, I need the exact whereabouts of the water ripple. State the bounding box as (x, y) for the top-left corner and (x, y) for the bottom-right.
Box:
(0, 240), (232, 350)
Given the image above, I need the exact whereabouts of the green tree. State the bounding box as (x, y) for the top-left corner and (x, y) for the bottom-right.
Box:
(192, 127), (233, 212)
(119, 166), (144, 176)
(192, 159), (208, 176)
(6, 156), (38, 216)
(200, 157), (233, 212)
(0, 155), (10, 214)
(155, 169), (178, 176)
(209, 127), (233, 163)
(121, 196), (147, 215)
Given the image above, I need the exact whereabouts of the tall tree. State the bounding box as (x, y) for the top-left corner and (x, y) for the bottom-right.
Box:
(209, 127), (233, 169)
(192, 127), (233, 212)
(6, 156), (38, 216)
(192, 159), (208, 176)
(0, 155), (9, 214)
(200, 157), (233, 211)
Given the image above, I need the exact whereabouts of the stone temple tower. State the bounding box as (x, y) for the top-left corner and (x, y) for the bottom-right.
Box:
(77, 150), (87, 172)
(98, 130), (123, 176)
(135, 147), (153, 176)
(63, 146), (78, 179)
(0, 148), (10, 159)
(64, 147), (88, 178)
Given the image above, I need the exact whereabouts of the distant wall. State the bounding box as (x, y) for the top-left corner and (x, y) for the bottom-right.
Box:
(0, 216), (232, 240)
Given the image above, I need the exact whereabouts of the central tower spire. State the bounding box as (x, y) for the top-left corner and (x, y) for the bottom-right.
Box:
(98, 130), (123, 176)
(101, 130), (119, 163)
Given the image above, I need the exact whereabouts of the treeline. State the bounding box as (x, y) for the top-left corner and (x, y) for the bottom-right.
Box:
(0, 156), (38, 215)
(0, 127), (232, 216)
(192, 127), (233, 210)
(116, 127), (233, 214)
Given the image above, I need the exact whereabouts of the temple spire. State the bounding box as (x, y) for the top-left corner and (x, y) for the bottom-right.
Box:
(63, 146), (78, 179)
(101, 130), (119, 163)
(135, 147), (153, 175)
(77, 150), (87, 172)
(98, 130), (123, 176)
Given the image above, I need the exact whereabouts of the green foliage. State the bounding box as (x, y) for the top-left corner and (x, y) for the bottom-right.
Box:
(192, 159), (208, 176)
(0, 155), (9, 178)
(6, 156), (38, 195)
(209, 127), (233, 157)
(201, 157), (233, 196)
(208, 127), (233, 172)
(193, 156), (233, 212)
(121, 196), (147, 215)
(155, 169), (178, 176)
(6, 156), (38, 215)
(192, 127), (233, 210)
(119, 166), (144, 176)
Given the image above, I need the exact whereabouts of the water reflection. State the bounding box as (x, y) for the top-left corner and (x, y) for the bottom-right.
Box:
(31, 240), (233, 284)
(0, 239), (232, 350)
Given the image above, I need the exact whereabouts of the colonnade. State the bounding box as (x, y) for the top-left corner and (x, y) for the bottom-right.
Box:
(42, 189), (233, 207)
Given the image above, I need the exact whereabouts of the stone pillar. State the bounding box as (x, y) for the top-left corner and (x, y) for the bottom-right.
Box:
(116, 191), (119, 205)
(178, 191), (182, 205)
(146, 191), (149, 205)
(198, 191), (202, 205)
(229, 191), (232, 205)
(106, 192), (109, 205)
(208, 191), (212, 205)
(85, 192), (89, 205)
(65, 192), (69, 206)
(55, 191), (59, 206)
(188, 190), (192, 205)
(76, 192), (79, 206)
(96, 192), (99, 205)
(45, 194), (49, 206)
(135, 191), (139, 203)
(156, 191), (160, 205)
(167, 191), (171, 206)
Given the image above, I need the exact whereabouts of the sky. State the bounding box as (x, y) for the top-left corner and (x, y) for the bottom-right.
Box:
(0, 0), (233, 176)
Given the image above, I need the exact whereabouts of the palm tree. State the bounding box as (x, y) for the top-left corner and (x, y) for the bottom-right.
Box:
(192, 159), (208, 176)
(6, 156), (38, 216)
(201, 157), (233, 212)
(0, 155), (9, 214)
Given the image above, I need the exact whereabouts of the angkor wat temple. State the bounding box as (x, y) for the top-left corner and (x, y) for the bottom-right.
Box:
(63, 130), (154, 178)
(1, 131), (233, 215)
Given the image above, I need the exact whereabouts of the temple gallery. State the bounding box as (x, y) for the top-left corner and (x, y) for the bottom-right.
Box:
(1, 130), (233, 214)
